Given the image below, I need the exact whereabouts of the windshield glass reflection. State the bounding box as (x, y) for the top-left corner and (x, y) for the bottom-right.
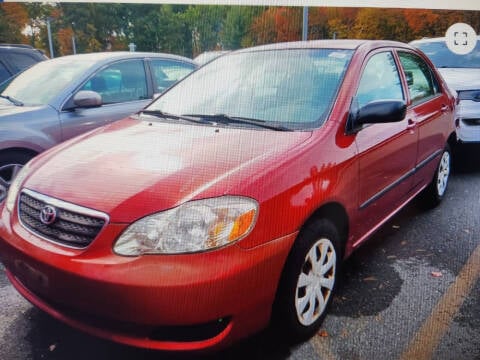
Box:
(149, 48), (353, 130)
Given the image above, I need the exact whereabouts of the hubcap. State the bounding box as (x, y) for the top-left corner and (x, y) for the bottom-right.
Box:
(295, 238), (336, 326)
(0, 163), (23, 202)
(436, 151), (450, 197)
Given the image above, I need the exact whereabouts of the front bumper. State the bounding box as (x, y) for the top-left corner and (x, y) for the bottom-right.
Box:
(0, 204), (296, 351)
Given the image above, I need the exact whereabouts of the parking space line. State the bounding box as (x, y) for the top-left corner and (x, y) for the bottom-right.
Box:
(399, 243), (480, 360)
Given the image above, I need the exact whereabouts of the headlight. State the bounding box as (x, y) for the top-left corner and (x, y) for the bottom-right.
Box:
(114, 196), (258, 256)
(6, 162), (31, 213)
(457, 90), (480, 101)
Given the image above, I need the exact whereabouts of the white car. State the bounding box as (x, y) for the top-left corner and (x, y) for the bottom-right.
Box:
(411, 36), (480, 143)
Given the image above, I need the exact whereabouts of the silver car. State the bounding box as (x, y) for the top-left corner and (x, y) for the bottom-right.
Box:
(411, 37), (480, 144)
(0, 52), (197, 200)
(193, 50), (230, 65)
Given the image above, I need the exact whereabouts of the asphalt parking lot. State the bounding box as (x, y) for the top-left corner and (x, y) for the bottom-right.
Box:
(0, 145), (479, 360)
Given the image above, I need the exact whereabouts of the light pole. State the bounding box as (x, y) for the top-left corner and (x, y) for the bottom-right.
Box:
(46, 17), (54, 58)
(71, 22), (76, 54)
(302, 7), (309, 41)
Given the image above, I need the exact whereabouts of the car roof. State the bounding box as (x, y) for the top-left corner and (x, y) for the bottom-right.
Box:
(0, 44), (38, 49)
(45, 51), (196, 65)
(0, 44), (48, 59)
(234, 39), (414, 53)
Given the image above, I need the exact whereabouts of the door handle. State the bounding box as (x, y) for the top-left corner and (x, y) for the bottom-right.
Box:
(440, 104), (449, 113)
(407, 118), (416, 129)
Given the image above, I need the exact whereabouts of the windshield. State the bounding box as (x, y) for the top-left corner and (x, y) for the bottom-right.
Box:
(414, 40), (480, 68)
(1, 57), (96, 106)
(148, 48), (353, 130)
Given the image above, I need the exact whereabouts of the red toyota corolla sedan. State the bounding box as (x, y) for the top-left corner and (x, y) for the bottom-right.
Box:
(0, 40), (455, 351)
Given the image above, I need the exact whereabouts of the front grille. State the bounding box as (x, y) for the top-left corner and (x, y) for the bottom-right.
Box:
(18, 189), (108, 248)
(462, 118), (480, 126)
(458, 90), (480, 102)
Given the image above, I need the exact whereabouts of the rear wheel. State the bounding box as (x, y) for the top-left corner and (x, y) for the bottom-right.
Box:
(274, 219), (341, 341)
(420, 145), (451, 208)
(0, 150), (35, 202)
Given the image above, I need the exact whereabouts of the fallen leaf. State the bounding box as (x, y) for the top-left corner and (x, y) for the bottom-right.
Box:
(431, 271), (443, 278)
(318, 330), (329, 337)
(49, 344), (56, 352)
(401, 241), (407, 246)
(392, 225), (400, 229)
(363, 276), (377, 282)
(387, 255), (397, 259)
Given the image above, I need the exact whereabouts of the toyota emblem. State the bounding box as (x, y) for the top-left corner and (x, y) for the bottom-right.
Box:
(39, 205), (57, 225)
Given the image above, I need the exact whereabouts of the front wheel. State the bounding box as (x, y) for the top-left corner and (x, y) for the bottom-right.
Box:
(0, 150), (35, 202)
(273, 219), (341, 341)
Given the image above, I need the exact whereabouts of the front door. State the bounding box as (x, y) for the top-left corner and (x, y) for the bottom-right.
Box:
(354, 50), (417, 244)
(60, 59), (151, 141)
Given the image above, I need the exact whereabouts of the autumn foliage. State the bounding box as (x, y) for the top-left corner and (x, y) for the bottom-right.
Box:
(251, 7), (302, 44)
(0, 3), (478, 57)
(0, 3), (30, 44)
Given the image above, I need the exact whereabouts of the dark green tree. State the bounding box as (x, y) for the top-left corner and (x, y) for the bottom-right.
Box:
(184, 5), (228, 56)
(222, 6), (264, 49)
(125, 4), (190, 56)
(59, 3), (129, 53)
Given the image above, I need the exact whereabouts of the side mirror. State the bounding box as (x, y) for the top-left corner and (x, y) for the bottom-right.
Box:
(73, 90), (102, 108)
(347, 99), (406, 134)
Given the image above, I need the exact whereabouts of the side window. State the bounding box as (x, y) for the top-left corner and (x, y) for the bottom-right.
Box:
(150, 60), (195, 93)
(356, 52), (404, 108)
(398, 52), (439, 104)
(81, 60), (148, 104)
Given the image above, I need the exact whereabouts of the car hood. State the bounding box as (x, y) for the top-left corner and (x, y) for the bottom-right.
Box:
(25, 117), (312, 222)
(437, 68), (480, 91)
(0, 102), (46, 116)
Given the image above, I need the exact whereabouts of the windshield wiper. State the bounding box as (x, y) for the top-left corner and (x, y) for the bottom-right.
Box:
(183, 113), (291, 131)
(0, 94), (23, 106)
(140, 110), (208, 125)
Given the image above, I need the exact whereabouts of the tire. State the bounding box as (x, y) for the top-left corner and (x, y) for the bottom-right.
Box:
(420, 145), (451, 209)
(0, 150), (35, 202)
(273, 219), (341, 342)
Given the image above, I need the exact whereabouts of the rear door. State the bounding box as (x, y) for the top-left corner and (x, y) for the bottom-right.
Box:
(396, 51), (454, 189)
(148, 59), (196, 96)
